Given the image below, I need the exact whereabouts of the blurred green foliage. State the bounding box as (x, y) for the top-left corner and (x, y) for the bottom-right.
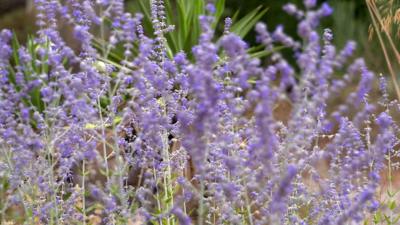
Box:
(125, 0), (268, 59)
(226, 0), (395, 73)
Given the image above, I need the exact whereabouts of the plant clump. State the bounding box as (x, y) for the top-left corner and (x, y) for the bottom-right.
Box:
(0, 0), (399, 224)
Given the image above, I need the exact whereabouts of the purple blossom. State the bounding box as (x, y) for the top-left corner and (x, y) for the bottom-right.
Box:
(376, 112), (392, 129)
(0, 1), (394, 224)
(304, 0), (317, 9)
(220, 34), (247, 57)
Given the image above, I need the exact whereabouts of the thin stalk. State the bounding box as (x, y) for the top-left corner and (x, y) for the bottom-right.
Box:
(0, 198), (9, 224)
(198, 179), (205, 225)
(163, 175), (171, 225)
(100, 6), (106, 58)
(245, 190), (254, 225)
(182, 188), (187, 215)
(368, 0), (400, 63)
(82, 160), (86, 225)
(110, 113), (126, 206)
(160, 97), (175, 225)
(388, 149), (394, 222)
(44, 112), (60, 225)
(366, 0), (400, 100)
(152, 163), (163, 225)
(97, 96), (111, 185)
(0, 145), (29, 221)
(108, 55), (133, 215)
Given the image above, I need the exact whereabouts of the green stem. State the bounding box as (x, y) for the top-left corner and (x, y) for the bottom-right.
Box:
(82, 160), (86, 225)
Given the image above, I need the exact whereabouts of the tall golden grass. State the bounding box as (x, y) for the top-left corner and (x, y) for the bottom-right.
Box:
(367, 0), (400, 100)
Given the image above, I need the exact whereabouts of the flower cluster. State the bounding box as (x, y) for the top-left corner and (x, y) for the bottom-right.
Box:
(0, 0), (398, 224)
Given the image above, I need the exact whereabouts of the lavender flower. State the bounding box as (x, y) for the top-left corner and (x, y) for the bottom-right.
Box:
(0, 1), (395, 224)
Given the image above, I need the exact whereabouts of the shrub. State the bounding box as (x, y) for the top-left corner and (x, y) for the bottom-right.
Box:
(0, 0), (398, 224)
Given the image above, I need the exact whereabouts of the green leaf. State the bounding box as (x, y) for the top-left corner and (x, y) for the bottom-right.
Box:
(189, 0), (205, 51)
(41, 39), (50, 74)
(389, 200), (396, 210)
(373, 211), (381, 223)
(62, 191), (72, 201)
(387, 189), (400, 198)
(213, 0), (225, 29)
(86, 204), (100, 213)
(247, 44), (265, 53)
(113, 116), (122, 125)
(75, 205), (84, 214)
(231, 6), (268, 38)
(138, 0), (152, 26)
(231, 10), (240, 24)
(176, 0), (188, 49)
(164, 0), (178, 53)
(249, 46), (287, 58)
(394, 215), (400, 224)
(27, 35), (38, 74)
(7, 65), (17, 88)
(383, 214), (392, 224)
(84, 123), (98, 129)
(11, 32), (21, 66)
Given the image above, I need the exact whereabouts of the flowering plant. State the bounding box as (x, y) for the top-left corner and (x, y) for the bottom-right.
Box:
(0, 0), (398, 224)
